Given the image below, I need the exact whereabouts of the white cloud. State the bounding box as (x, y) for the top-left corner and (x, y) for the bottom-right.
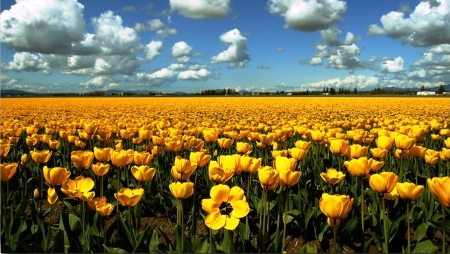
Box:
(344, 32), (361, 45)
(275, 47), (284, 52)
(327, 44), (363, 69)
(1, 52), (49, 72)
(268, 0), (347, 31)
(79, 76), (119, 90)
(134, 19), (178, 37)
(309, 57), (323, 65)
(367, 24), (385, 36)
(178, 69), (211, 80)
(410, 48), (450, 81)
(145, 41), (164, 61)
(177, 56), (191, 63)
(257, 63), (270, 69)
(169, 0), (231, 19)
(0, 0), (86, 54)
(380, 57), (405, 73)
(368, 0), (450, 46)
(168, 63), (185, 70)
(429, 44), (450, 54)
(210, 28), (250, 67)
(149, 68), (177, 79)
(172, 41), (193, 58)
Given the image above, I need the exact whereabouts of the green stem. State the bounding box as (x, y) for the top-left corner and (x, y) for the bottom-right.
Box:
(360, 178), (365, 249)
(191, 169), (198, 236)
(333, 220), (337, 253)
(427, 164), (430, 179)
(406, 201), (411, 253)
(282, 187), (288, 253)
(103, 217), (106, 253)
(382, 196), (388, 253)
(39, 164), (43, 212)
(399, 155), (403, 181)
(260, 188), (267, 253)
(180, 199), (184, 253)
(245, 173), (251, 240)
(100, 175), (104, 198)
(443, 203), (446, 254)
(82, 200), (86, 252)
(415, 157), (418, 185)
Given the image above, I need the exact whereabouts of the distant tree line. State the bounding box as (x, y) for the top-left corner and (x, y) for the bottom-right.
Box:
(320, 87), (357, 95)
(200, 89), (238, 95)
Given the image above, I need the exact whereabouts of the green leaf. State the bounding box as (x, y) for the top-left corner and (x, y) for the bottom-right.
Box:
(412, 240), (438, 253)
(149, 228), (160, 253)
(414, 222), (428, 242)
(346, 217), (359, 236)
(51, 229), (66, 253)
(218, 229), (234, 253)
(133, 223), (155, 253)
(103, 245), (129, 253)
(298, 243), (317, 253)
(118, 211), (136, 248)
(68, 213), (81, 232)
(174, 224), (191, 253)
(192, 235), (210, 253)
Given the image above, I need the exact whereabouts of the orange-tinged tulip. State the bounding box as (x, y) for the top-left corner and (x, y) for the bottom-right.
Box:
(330, 139), (350, 157)
(350, 144), (368, 159)
(410, 145), (427, 158)
(30, 149), (52, 164)
(319, 193), (353, 227)
(48, 139), (60, 150)
(59, 130), (70, 140)
(278, 169), (302, 187)
(165, 140), (182, 152)
(43, 166), (71, 186)
(68, 135), (79, 144)
(343, 157), (371, 177)
(275, 156), (296, 171)
(396, 182), (424, 200)
(440, 148), (450, 161)
(138, 129), (153, 141)
(445, 137), (450, 149)
(151, 145), (164, 156)
(171, 156), (197, 181)
(114, 188), (144, 206)
(431, 134), (441, 141)
(169, 181), (194, 199)
(0, 143), (11, 157)
(152, 136), (165, 146)
(84, 123), (99, 135)
(258, 166), (279, 190)
(244, 157), (262, 174)
(201, 184), (249, 230)
(271, 150), (288, 159)
(236, 142), (252, 154)
(25, 137), (38, 147)
(61, 176), (95, 201)
(395, 134), (415, 150)
(311, 130), (326, 143)
(88, 196), (107, 211)
(190, 151), (211, 168)
(217, 138), (234, 149)
(71, 150), (94, 170)
(384, 186), (399, 200)
(47, 187), (58, 204)
(427, 177), (450, 207)
(131, 165), (156, 182)
(91, 162), (110, 176)
(133, 151), (154, 166)
(368, 158), (385, 173)
(94, 147), (111, 162)
(239, 156), (252, 172)
(369, 172), (398, 193)
(370, 148), (388, 159)
(1, 163), (18, 181)
(320, 168), (345, 185)
(376, 136), (394, 150)
(110, 149), (134, 167)
(21, 154), (29, 164)
(96, 202), (115, 216)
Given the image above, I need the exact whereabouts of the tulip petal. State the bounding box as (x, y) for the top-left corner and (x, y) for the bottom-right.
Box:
(228, 186), (244, 203)
(204, 211), (226, 230)
(202, 199), (220, 214)
(224, 216), (240, 230)
(230, 200), (250, 218)
(210, 184), (230, 204)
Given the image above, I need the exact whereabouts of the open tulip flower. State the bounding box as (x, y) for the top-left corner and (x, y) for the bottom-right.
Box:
(376, 136), (394, 150)
(278, 169), (302, 187)
(91, 162), (110, 177)
(320, 168), (345, 185)
(30, 149), (52, 164)
(171, 156), (197, 181)
(43, 166), (71, 186)
(329, 139), (350, 157)
(189, 151), (211, 168)
(258, 166), (279, 191)
(133, 151), (154, 166)
(201, 184), (250, 230)
(275, 156), (297, 171)
(93, 147), (111, 162)
(236, 142), (252, 154)
(71, 150), (94, 170)
(115, 188), (144, 207)
(208, 160), (235, 184)
(88, 196), (108, 211)
(369, 172), (398, 194)
(344, 157), (371, 177)
(395, 134), (415, 150)
(1, 163), (18, 182)
(169, 181), (194, 199)
(370, 148), (389, 159)
(396, 182), (424, 200)
(61, 176), (95, 202)
(350, 144), (369, 159)
(131, 165), (156, 182)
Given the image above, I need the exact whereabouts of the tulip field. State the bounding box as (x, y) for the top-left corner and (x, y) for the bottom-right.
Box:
(1, 96), (450, 253)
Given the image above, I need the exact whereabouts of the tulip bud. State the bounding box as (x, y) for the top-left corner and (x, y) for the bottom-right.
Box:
(21, 154), (29, 164)
(34, 189), (40, 198)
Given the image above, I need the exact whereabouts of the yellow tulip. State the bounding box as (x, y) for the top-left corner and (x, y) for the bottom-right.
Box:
(431, 134), (441, 141)
(171, 156), (197, 181)
(427, 177), (450, 207)
(91, 162), (110, 176)
(311, 130), (326, 143)
(190, 151), (211, 168)
(169, 182), (194, 199)
(320, 168), (345, 185)
(236, 142), (252, 154)
(47, 187), (58, 205)
(275, 156), (296, 171)
(424, 149), (439, 165)
(369, 172), (398, 193)
(110, 149), (134, 167)
(271, 150), (288, 159)
(410, 145), (427, 158)
(21, 154), (29, 164)
(440, 148), (450, 161)
(384, 186), (399, 200)
(61, 176), (95, 201)
(350, 144), (368, 159)
(96, 202), (115, 216)
(30, 149), (52, 164)
(133, 151), (154, 166)
(394, 149), (410, 160)
(217, 138), (234, 149)
(0, 143), (11, 157)
(258, 166), (279, 190)
(370, 148), (388, 159)
(396, 182), (424, 200)
(84, 123), (99, 135)
(131, 165), (156, 182)
(288, 148), (308, 161)
(343, 157), (371, 177)
(202, 129), (219, 143)
(395, 134), (415, 150)
(71, 150), (94, 170)
(329, 139), (350, 157)
(0, 163), (18, 182)
(376, 136), (394, 150)
(201, 184), (249, 230)
(115, 188), (144, 206)
(444, 137), (450, 149)
(43, 166), (71, 186)
(294, 140), (311, 150)
(278, 169), (302, 187)
(319, 193), (353, 227)
(368, 158), (385, 173)
(94, 147), (111, 162)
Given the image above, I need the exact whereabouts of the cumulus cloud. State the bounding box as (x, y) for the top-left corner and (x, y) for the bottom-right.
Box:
(320, 27), (361, 46)
(172, 41), (193, 58)
(268, 0), (347, 31)
(178, 69), (211, 80)
(210, 28), (250, 68)
(122, 5), (136, 12)
(134, 19), (178, 37)
(367, 24), (385, 36)
(1, 0), (86, 54)
(368, 0), (450, 46)
(145, 41), (164, 61)
(410, 45), (450, 81)
(79, 76), (120, 90)
(380, 57), (405, 73)
(170, 0), (231, 19)
(327, 44), (363, 69)
(309, 57), (323, 65)
(1, 52), (49, 72)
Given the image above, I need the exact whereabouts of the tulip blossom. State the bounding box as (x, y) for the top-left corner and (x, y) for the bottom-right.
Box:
(320, 168), (345, 185)
(115, 188), (144, 207)
(169, 181), (195, 199)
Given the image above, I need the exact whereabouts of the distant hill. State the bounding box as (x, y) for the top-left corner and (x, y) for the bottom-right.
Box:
(1, 90), (39, 96)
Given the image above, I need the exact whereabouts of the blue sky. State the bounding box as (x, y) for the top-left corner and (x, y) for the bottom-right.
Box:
(1, 0), (449, 94)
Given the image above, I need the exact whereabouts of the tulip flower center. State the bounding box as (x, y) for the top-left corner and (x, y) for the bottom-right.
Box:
(219, 201), (233, 216)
